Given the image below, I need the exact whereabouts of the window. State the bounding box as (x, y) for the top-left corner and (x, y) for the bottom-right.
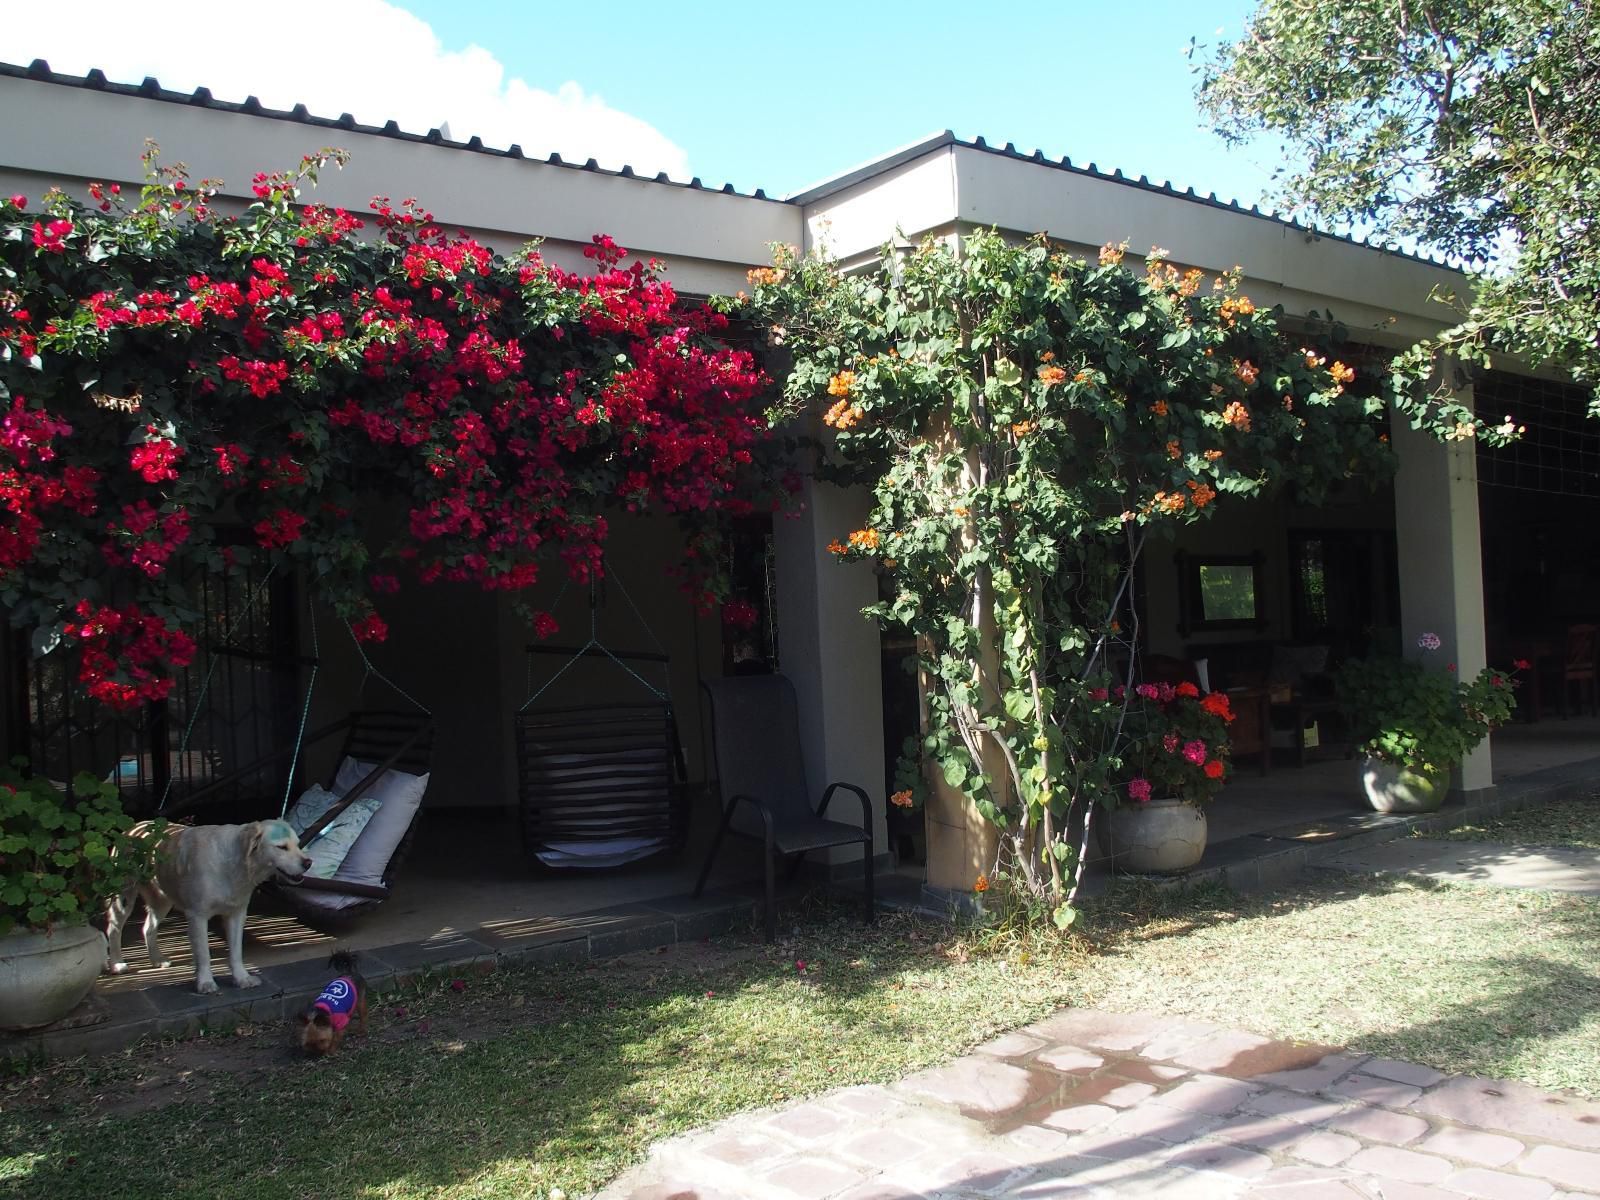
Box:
(1175, 551), (1266, 635)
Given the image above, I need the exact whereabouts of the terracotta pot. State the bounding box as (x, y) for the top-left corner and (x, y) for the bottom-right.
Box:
(0, 925), (107, 1030)
(1099, 798), (1207, 874)
(1360, 756), (1447, 814)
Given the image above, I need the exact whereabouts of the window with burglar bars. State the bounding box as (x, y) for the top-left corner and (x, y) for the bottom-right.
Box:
(2, 553), (299, 815)
(1476, 372), (1600, 497)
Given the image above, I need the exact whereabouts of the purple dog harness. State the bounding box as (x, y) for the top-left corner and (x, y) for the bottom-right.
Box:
(313, 976), (358, 1030)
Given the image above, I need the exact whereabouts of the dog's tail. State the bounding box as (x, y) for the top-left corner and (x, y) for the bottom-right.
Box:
(327, 948), (360, 974)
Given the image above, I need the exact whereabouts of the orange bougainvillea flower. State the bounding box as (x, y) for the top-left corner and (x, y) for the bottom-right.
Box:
(953, 505), (971, 518)
(826, 539), (848, 555)
(1151, 490), (1187, 514)
(746, 266), (786, 286)
(1040, 350), (1056, 362)
(1222, 401), (1252, 432)
(1303, 348), (1327, 370)
(1099, 241), (1127, 266)
(1203, 448), (1223, 461)
(1037, 364), (1067, 386)
(823, 399), (864, 430)
(1150, 399), (1169, 417)
(1012, 420), (1037, 437)
(1166, 438), (1182, 460)
(1075, 370), (1094, 385)
(847, 528), (880, 551)
(1186, 480), (1217, 508)
(974, 874), (991, 893)
(1233, 360), (1260, 386)
(890, 789), (914, 808)
(1329, 360), (1356, 385)
(827, 370), (857, 398)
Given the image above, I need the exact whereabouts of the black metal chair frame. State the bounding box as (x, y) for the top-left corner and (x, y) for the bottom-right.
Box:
(691, 677), (874, 941)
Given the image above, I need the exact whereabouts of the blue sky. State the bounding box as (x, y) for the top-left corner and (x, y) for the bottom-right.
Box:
(7, 0), (1285, 210)
(398, 0), (1274, 202)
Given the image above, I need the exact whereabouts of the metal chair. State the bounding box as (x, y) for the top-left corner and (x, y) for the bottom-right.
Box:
(1561, 623), (1598, 718)
(692, 675), (875, 941)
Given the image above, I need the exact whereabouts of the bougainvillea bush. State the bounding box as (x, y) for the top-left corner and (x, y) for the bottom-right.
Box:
(0, 146), (778, 710)
(746, 230), (1494, 925)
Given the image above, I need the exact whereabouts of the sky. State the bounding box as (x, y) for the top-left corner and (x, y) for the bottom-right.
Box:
(0, 0), (1287, 210)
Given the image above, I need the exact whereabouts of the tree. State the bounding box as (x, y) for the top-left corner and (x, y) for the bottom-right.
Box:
(1198, 1), (1600, 395)
(746, 231), (1427, 923)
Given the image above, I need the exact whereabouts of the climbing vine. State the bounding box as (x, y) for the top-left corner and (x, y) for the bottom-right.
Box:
(746, 230), (1495, 924)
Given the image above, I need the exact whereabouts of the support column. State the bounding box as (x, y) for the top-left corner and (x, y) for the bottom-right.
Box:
(1391, 377), (1493, 796)
(772, 478), (887, 865)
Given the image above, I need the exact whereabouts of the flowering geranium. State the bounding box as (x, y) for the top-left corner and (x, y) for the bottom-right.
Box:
(1110, 680), (1234, 807)
(1337, 637), (1519, 775)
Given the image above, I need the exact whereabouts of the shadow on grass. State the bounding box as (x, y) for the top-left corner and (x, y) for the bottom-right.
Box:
(0, 902), (1062, 1200)
(1078, 867), (1600, 1094)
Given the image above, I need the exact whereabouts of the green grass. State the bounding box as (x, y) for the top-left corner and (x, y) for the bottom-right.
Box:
(1075, 874), (1600, 1096)
(3, 869), (1597, 1200)
(0, 907), (1080, 1200)
(1435, 789), (1600, 849)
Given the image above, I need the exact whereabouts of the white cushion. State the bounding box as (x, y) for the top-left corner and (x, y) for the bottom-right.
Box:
(285, 784), (382, 879)
(329, 756), (429, 886)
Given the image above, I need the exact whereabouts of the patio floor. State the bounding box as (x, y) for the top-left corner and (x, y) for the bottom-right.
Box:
(87, 714), (1600, 995)
(9, 715), (1596, 1062)
(92, 790), (767, 1001)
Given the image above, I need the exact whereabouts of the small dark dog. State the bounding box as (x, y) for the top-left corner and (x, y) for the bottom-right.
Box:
(297, 950), (368, 1056)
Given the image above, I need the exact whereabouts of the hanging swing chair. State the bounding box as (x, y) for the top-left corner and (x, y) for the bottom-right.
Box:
(161, 586), (434, 919)
(515, 571), (689, 869)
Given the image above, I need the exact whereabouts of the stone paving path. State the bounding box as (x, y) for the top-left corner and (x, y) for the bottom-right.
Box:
(597, 1008), (1600, 1200)
(1322, 839), (1600, 895)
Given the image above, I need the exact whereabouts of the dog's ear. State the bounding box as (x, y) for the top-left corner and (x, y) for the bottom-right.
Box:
(247, 822), (265, 858)
(312, 1009), (331, 1027)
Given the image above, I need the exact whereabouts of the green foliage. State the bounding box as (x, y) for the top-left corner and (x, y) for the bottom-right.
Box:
(744, 230), (1445, 919)
(1335, 652), (1519, 774)
(0, 763), (155, 935)
(1199, 1), (1600, 393)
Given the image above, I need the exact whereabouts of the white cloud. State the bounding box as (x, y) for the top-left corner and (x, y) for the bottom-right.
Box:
(1, 0), (691, 178)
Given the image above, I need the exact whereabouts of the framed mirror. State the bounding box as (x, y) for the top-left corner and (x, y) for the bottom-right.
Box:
(1175, 550), (1267, 636)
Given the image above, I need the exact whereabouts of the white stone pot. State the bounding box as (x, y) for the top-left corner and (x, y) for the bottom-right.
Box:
(1360, 756), (1446, 814)
(0, 925), (107, 1031)
(1100, 798), (1207, 874)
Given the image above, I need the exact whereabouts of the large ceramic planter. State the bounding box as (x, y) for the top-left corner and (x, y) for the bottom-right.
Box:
(0, 925), (107, 1030)
(1360, 756), (1447, 814)
(1100, 798), (1207, 874)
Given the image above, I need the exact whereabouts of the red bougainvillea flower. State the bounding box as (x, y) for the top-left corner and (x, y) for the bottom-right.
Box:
(350, 612), (388, 643)
(722, 599), (758, 630)
(531, 611), (559, 639)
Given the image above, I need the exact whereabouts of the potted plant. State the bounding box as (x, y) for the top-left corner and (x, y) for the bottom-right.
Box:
(0, 764), (153, 1029)
(1335, 634), (1519, 813)
(1101, 681), (1235, 873)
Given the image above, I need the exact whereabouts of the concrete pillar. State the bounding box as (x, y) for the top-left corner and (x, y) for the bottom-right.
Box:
(1391, 377), (1493, 795)
(771, 478), (888, 863)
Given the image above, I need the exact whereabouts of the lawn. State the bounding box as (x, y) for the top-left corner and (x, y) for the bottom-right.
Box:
(2, 870), (1596, 1200)
(1434, 788), (1600, 849)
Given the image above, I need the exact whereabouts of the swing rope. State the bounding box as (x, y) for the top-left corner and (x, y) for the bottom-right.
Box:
(278, 590), (321, 818)
(157, 563), (278, 815)
(347, 619), (432, 716)
(519, 567), (669, 711)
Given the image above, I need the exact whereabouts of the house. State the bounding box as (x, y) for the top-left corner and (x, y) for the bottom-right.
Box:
(1, 59), (1593, 915)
